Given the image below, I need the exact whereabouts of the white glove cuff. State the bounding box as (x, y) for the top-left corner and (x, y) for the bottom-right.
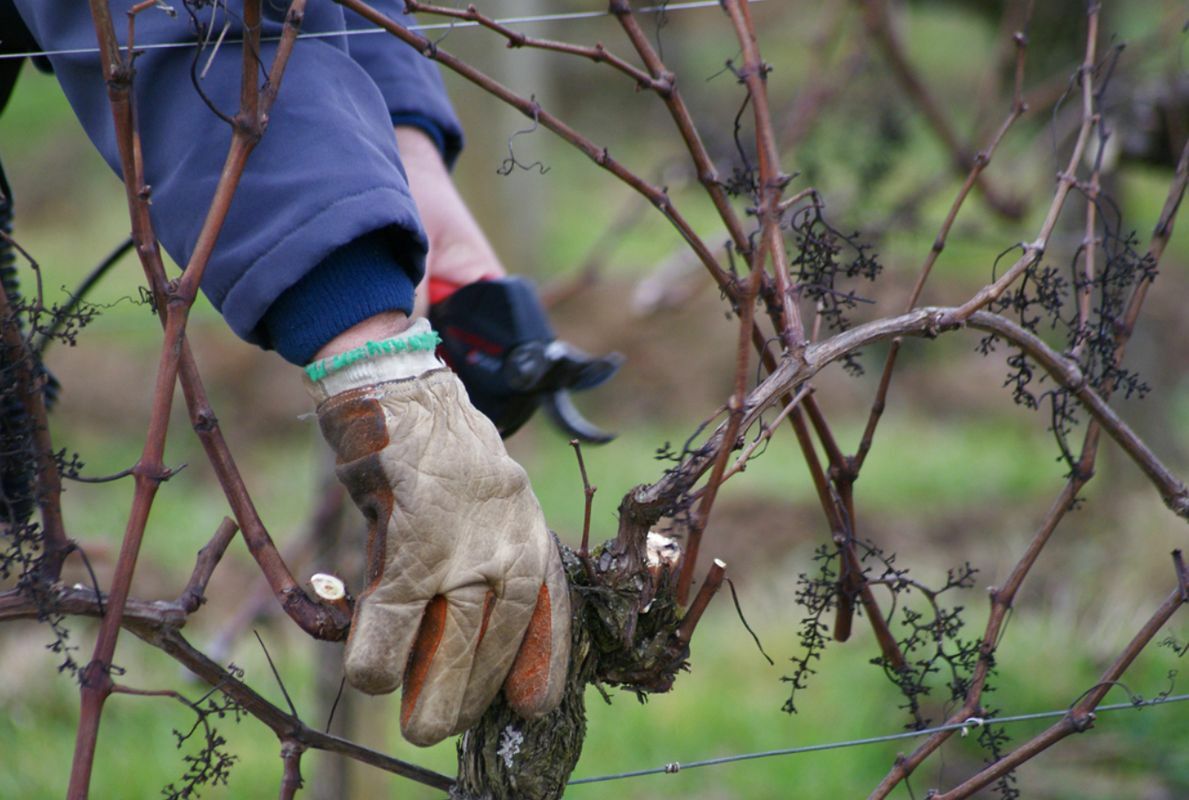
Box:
(303, 317), (446, 405)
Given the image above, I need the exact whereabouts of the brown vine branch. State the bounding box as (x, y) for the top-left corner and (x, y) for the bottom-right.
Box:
(406, 1), (667, 92)
(0, 585), (187, 628)
(721, 0), (803, 351)
(691, 385), (810, 492)
(570, 439), (596, 563)
(854, 28), (1030, 471)
(754, 321), (906, 662)
(28, 5), (1182, 797)
(336, 0), (732, 293)
(944, 5), (1101, 324)
(136, 624), (456, 792)
(866, 478), (1083, 798)
(0, 584), (453, 792)
(676, 237), (765, 605)
(930, 579), (1185, 799)
(278, 739), (306, 800)
(677, 558), (726, 644)
(71, 2), (310, 795)
(968, 0), (1032, 139)
(628, 0), (869, 630)
(646, 303), (1189, 533)
(611, 0), (751, 257)
(206, 481), (349, 662)
(103, 0), (343, 643)
(177, 516), (239, 614)
(1120, 139), (1189, 343)
(969, 311), (1189, 516)
(868, 136), (1189, 799)
(86, 0), (339, 646)
(722, 0), (899, 666)
(858, 0), (1023, 219)
(182, 359), (351, 641)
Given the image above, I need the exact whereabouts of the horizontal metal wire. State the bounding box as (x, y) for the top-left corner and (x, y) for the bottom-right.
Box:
(0, 0), (769, 61)
(568, 691), (1189, 786)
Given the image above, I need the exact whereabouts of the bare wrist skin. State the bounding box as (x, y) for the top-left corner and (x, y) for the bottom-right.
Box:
(317, 127), (505, 362)
(314, 309), (412, 361)
(395, 126), (506, 316)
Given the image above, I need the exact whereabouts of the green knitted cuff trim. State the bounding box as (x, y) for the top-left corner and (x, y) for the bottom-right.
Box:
(304, 330), (441, 383)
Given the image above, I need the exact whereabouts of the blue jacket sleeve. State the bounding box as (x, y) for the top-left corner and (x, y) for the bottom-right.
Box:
(11, 1), (456, 353)
(344, 1), (465, 167)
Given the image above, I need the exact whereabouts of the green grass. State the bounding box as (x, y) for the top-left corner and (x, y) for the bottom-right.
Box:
(5, 586), (1188, 799)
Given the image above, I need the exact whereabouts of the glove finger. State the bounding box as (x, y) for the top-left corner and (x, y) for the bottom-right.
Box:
(504, 545), (571, 720)
(344, 590), (427, 696)
(453, 571), (546, 733)
(400, 584), (492, 747)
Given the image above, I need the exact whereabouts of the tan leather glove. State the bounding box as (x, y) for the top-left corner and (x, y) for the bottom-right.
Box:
(305, 319), (570, 746)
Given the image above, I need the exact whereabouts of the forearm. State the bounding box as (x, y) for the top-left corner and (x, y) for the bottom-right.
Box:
(14, 0), (429, 356)
(315, 127), (506, 358)
(396, 126), (506, 317)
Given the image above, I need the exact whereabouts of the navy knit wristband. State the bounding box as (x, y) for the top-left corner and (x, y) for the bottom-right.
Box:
(260, 229), (417, 365)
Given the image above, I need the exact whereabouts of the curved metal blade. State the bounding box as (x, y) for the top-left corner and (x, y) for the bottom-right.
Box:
(567, 351), (624, 391)
(543, 342), (624, 392)
(542, 390), (616, 444)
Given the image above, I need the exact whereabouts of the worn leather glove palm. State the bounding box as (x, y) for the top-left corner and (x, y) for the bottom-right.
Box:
(305, 320), (570, 746)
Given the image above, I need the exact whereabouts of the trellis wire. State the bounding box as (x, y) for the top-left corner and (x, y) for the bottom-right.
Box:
(568, 692), (1189, 785)
(0, 0), (770, 61)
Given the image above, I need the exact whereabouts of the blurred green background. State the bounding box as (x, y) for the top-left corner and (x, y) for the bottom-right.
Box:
(2, 1), (1189, 798)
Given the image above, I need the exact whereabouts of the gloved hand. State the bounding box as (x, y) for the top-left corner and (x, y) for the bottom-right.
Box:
(305, 319), (570, 746)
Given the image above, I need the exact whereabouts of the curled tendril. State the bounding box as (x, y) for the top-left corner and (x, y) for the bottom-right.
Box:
(497, 97), (551, 177)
